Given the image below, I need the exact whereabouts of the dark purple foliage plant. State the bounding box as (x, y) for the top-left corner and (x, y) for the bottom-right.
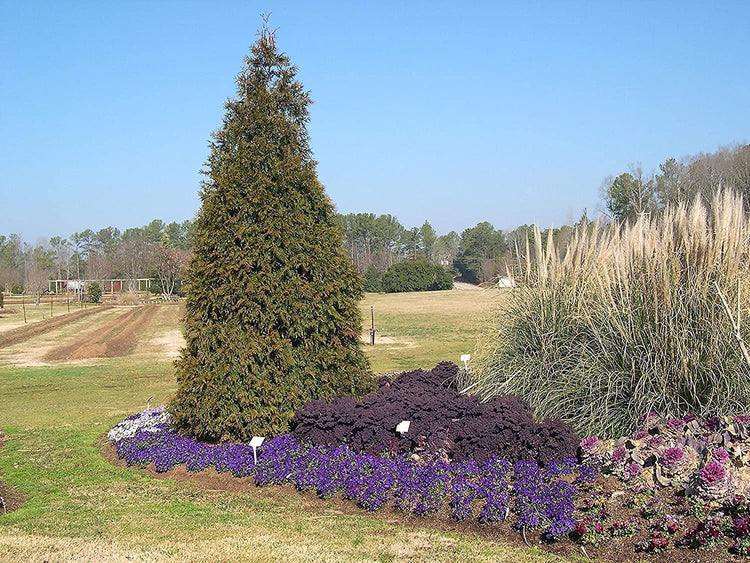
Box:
(291, 362), (579, 465)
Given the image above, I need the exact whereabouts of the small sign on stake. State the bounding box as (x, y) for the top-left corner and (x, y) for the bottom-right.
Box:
(249, 436), (265, 464)
(395, 420), (410, 436)
(460, 354), (471, 369)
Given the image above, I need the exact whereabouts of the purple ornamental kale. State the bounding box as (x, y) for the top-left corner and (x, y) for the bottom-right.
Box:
(611, 446), (627, 465)
(700, 462), (728, 485)
(713, 448), (731, 465)
(703, 417), (722, 432)
(626, 462), (642, 478)
(662, 447), (685, 466)
(580, 436), (599, 453)
(666, 418), (684, 431)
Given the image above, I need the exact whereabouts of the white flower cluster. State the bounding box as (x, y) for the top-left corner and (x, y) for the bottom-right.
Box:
(107, 406), (171, 442)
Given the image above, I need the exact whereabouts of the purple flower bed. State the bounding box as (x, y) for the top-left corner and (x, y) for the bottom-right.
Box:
(109, 407), (583, 539)
(109, 407), (750, 557)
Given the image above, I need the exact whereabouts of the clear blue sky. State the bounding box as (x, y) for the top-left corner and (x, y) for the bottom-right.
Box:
(2, 1), (749, 241)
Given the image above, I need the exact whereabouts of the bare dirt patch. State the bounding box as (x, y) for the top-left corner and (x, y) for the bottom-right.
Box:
(45, 305), (159, 361)
(360, 333), (416, 348)
(138, 303), (185, 360)
(149, 330), (185, 359)
(0, 306), (111, 348)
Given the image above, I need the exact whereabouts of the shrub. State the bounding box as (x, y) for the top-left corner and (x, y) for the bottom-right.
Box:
(381, 260), (453, 293)
(116, 292), (139, 305)
(364, 265), (382, 292)
(290, 362), (579, 464)
(473, 191), (750, 437)
(170, 24), (373, 442)
(87, 281), (102, 303)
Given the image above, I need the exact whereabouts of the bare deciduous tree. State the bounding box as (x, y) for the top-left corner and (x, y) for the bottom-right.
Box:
(154, 246), (189, 301)
(25, 265), (49, 306)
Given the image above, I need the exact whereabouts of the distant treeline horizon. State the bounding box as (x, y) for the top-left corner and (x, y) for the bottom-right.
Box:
(2, 142), (748, 295)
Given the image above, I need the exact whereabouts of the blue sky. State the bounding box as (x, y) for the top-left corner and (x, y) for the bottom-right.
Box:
(2, 1), (749, 241)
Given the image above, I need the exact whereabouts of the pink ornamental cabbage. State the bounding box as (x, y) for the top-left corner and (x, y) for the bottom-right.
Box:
(626, 462), (642, 478)
(713, 449), (731, 464)
(580, 436), (599, 453)
(611, 447), (627, 464)
(662, 447), (685, 465)
(647, 436), (664, 449)
(666, 418), (684, 431)
(700, 462), (728, 485)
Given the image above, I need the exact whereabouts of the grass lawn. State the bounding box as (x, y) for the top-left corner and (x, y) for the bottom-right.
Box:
(0, 289), (562, 562)
(361, 288), (505, 373)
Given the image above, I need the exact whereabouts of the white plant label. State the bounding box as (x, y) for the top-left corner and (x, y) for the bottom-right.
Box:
(396, 420), (411, 435)
(250, 436), (265, 464)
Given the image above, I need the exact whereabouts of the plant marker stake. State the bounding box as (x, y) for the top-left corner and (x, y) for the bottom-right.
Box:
(460, 354), (470, 369)
(22, 297), (26, 323)
(370, 306), (375, 345)
(249, 436), (265, 464)
(146, 395), (154, 410)
(396, 420), (410, 436)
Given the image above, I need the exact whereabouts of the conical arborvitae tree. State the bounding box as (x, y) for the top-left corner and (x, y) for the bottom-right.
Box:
(170, 26), (374, 441)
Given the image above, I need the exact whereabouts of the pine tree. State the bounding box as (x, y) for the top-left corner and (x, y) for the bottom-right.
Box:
(364, 265), (382, 292)
(170, 23), (373, 441)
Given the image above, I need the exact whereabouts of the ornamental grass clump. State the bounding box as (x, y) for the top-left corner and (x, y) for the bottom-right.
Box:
(473, 191), (750, 437)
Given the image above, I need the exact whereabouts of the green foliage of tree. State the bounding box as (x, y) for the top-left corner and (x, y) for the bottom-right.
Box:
(455, 222), (507, 284)
(87, 281), (102, 303)
(170, 25), (373, 441)
(364, 265), (382, 292)
(419, 221), (437, 261)
(381, 260), (453, 293)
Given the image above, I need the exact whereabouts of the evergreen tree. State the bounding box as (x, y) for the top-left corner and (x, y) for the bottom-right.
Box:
(364, 265), (382, 292)
(170, 24), (373, 441)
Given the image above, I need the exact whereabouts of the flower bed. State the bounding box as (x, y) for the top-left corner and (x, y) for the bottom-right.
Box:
(291, 362), (579, 464)
(109, 407), (585, 539)
(108, 407), (750, 560)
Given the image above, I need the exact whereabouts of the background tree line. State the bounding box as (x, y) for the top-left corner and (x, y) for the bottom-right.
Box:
(601, 143), (750, 222)
(0, 219), (193, 302)
(4, 141), (745, 299)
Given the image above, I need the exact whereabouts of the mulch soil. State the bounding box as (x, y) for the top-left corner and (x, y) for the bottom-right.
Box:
(45, 305), (158, 361)
(99, 437), (740, 562)
(0, 306), (112, 349)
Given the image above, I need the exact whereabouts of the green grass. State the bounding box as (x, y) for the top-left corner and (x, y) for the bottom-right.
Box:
(0, 293), (563, 562)
(360, 289), (504, 373)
